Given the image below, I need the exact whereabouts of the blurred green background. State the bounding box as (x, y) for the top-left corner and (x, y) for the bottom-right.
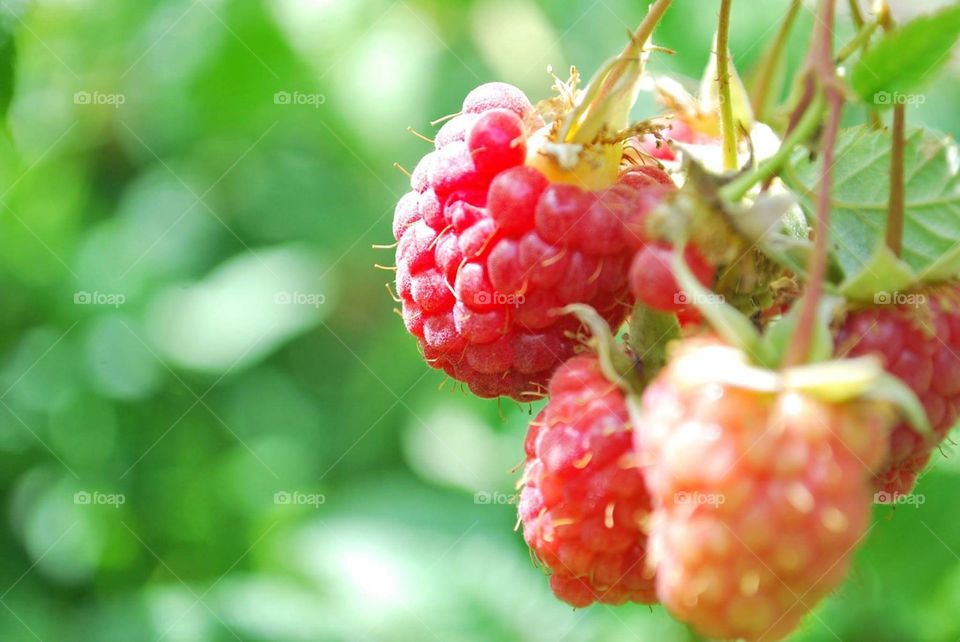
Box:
(0, 0), (958, 640)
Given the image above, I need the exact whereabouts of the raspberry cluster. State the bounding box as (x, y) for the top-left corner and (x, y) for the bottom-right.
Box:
(518, 355), (656, 607)
(394, 83), (676, 400)
(836, 285), (960, 494)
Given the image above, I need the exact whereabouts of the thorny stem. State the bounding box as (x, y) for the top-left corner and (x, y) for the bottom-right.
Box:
(750, 0), (803, 123)
(886, 105), (906, 257)
(785, 0), (842, 368)
(717, 0), (738, 171)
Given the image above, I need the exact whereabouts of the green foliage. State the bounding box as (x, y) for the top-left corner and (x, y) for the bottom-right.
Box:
(784, 125), (960, 287)
(850, 4), (960, 106)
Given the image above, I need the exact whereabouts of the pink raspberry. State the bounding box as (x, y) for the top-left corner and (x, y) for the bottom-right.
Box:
(635, 338), (892, 641)
(519, 355), (656, 606)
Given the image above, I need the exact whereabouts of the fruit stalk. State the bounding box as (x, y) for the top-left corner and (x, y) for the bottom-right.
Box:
(716, 0), (738, 171)
(881, 6), (904, 258)
(749, 0), (803, 122)
(886, 104), (906, 257)
(785, 0), (841, 367)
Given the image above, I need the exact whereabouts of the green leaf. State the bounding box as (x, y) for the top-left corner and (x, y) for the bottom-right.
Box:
(783, 125), (960, 286)
(839, 245), (918, 303)
(850, 4), (960, 106)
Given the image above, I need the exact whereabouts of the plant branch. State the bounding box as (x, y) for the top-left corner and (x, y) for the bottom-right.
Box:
(886, 105), (906, 257)
(717, 0), (738, 171)
(835, 17), (880, 63)
(632, 0), (674, 47)
(847, 0), (865, 28)
(785, 0), (841, 368)
(750, 0), (803, 123)
(880, 3), (904, 258)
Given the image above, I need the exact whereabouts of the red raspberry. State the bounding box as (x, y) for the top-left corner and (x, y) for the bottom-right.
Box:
(519, 355), (656, 607)
(835, 285), (960, 494)
(394, 83), (672, 400)
(628, 243), (715, 322)
(635, 339), (892, 641)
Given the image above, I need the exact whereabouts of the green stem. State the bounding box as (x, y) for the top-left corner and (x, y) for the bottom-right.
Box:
(847, 0), (865, 28)
(835, 18), (880, 63)
(785, 0), (841, 368)
(750, 0), (802, 122)
(885, 105), (905, 257)
(719, 90), (826, 202)
(716, 0), (738, 171)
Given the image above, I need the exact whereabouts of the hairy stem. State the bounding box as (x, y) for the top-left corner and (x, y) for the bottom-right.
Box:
(750, 0), (803, 122)
(785, 0), (841, 368)
(717, 0), (738, 171)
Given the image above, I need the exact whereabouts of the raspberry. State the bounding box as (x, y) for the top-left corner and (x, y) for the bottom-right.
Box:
(467, 109), (527, 174)
(635, 339), (892, 641)
(519, 355), (656, 606)
(835, 285), (960, 494)
(628, 243), (715, 322)
(394, 83), (672, 400)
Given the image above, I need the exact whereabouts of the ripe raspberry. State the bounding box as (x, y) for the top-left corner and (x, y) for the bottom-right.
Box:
(635, 339), (892, 641)
(519, 355), (656, 606)
(836, 285), (960, 494)
(394, 83), (673, 400)
(628, 243), (715, 322)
